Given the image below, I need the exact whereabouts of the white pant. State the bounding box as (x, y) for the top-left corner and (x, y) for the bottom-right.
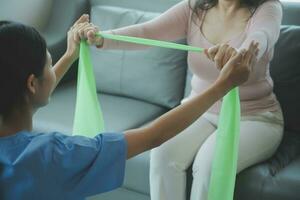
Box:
(150, 110), (284, 200)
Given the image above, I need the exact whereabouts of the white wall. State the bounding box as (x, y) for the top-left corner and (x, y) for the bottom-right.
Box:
(0, 0), (53, 30)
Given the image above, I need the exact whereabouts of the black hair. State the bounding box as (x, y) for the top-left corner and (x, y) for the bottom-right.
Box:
(0, 21), (47, 119)
(189, 0), (275, 22)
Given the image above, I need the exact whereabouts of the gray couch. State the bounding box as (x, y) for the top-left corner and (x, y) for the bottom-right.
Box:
(34, 0), (300, 199)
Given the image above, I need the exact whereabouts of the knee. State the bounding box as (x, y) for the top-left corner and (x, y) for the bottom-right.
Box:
(192, 154), (213, 179)
(150, 145), (186, 172)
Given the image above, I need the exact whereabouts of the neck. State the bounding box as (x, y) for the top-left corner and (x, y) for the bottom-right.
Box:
(0, 106), (34, 137)
(217, 0), (242, 15)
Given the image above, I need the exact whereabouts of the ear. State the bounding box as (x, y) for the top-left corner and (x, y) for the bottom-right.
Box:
(27, 74), (38, 95)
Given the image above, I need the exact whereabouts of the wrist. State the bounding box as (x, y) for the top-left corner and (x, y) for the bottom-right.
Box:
(211, 79), (232, 97)
(63, 51), (78, 64)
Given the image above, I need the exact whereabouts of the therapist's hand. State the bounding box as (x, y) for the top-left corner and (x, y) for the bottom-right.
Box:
(65, 14), (90, 62)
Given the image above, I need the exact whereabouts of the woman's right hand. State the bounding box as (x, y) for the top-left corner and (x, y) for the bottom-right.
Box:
(72, 20), (104, 47)
(84, 23), (104, 47)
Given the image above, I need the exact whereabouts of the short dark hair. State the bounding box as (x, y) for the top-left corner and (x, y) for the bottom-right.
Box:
(0, 21), (47, 119)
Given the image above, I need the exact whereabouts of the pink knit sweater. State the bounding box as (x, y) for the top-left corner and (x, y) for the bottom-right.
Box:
(101, 0), (283, 115)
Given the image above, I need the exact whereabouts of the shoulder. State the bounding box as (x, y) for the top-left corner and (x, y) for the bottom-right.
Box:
(255, 0), (282, 16)
(174, 0), (197, 16)
(25, 131), (126, 152)
(184, 0), (205, 25)
(47, 132), (126, 153)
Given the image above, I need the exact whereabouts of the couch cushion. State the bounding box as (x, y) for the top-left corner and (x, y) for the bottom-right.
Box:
(33, 83), (167, 134)
(282, 2), (300, 26)
(270, 26), (300, 132)
(234, 131), (300, 200)
(90, 6), (187, 108)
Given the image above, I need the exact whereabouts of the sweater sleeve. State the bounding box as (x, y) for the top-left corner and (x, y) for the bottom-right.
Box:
(100, 0), (190, 50)
(238, 1), (282, 60)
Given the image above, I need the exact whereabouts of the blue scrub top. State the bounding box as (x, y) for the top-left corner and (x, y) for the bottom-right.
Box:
(0, 131), (127, 200)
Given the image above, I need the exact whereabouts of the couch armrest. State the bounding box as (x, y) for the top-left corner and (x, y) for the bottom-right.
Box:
(40, 0), (90, 84)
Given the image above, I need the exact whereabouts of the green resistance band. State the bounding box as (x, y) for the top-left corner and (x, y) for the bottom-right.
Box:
(73, 41), (105, 137)
(208, 87), (241, 200)
(96, 32), (204, 52)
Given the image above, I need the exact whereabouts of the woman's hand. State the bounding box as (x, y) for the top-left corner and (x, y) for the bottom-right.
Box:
(65, 14), (91, 62)
(205, 42), (259, 71)
(215, 41), (259, 90)
(204, 44), (238, 70)
(72, 22), (102, 46)
(85, 24), (103, 47)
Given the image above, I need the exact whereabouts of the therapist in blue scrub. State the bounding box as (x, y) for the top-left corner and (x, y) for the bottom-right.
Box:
(0, 15), (257, 200)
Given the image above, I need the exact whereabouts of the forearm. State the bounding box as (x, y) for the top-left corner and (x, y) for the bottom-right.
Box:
(238, 31), (267, 60)
(124, 81), (229, 158)
(98, 0), (189, 50)
(53, 53), (76, 88)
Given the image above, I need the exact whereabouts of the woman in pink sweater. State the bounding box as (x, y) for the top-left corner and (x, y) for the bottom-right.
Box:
(85, 0), (284, 199)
